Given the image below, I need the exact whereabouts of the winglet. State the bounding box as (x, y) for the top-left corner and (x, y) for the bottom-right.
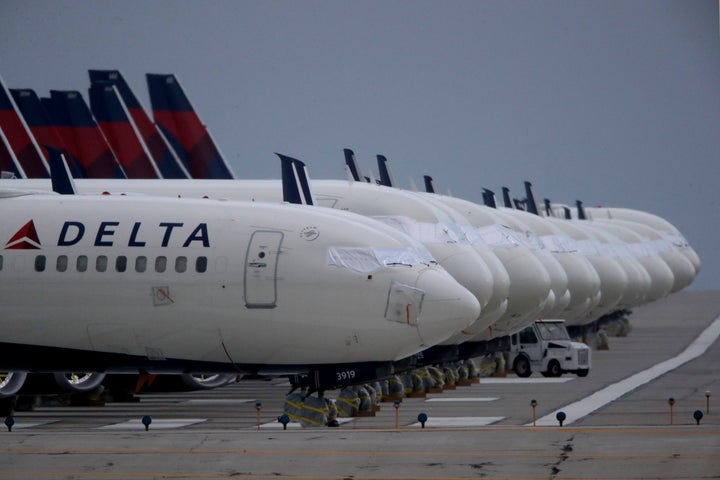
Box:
(523, 181), (539, 215)
(46, 146), (77, 194)
(276, 153), (314, 205)
(343, 148), (363, 182)
(423, 175), (435, 193)
(482, 188), (497, 208)
(376, 155), (396, 187)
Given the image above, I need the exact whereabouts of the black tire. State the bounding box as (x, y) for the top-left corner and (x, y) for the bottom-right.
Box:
(545, 360), (562, 377)
(513, 355), (532, 378)
(576, 369), (589, 377)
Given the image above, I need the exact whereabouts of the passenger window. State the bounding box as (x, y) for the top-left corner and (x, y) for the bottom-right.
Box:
(116, 256), (127, 272)
(35, 255), (46, 272)
(135, 256), (147, 273)
(155, 256), (167, 273)
(77, 255), (88, 272)
(96, 255), (108, 272)
(56, 255), (68, 272)
(175, 256), (187, 273)
(196, 256), (207, 273)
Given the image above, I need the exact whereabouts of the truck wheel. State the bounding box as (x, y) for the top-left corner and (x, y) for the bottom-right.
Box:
(513, 356), (532, 378)
(576, 369), (589, 377)
(545, 360), (562, 377)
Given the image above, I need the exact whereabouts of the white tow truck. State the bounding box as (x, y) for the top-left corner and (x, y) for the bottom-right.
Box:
(509, 319), (591, 378)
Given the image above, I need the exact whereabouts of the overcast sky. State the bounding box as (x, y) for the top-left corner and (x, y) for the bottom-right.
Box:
(1, 0), (718, 291)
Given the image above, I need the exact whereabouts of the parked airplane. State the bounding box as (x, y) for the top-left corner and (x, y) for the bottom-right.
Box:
(0, 150), (481, 398)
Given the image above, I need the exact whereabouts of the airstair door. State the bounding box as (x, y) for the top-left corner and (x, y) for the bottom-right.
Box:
(244, 230), (283, 308)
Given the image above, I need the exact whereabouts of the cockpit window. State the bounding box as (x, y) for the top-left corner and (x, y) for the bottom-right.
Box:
(327, 246), (436, 274)
(371, 215), (462, 244)
(476, 224), (522, 248)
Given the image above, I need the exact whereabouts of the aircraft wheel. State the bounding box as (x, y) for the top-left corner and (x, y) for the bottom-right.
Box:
(0, 372), (28, 398)
(53, 372), (106, 393)
(513, 356), (532, 378)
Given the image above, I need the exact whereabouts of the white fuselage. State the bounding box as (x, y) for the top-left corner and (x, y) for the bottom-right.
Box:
(0, 191), (480, 375)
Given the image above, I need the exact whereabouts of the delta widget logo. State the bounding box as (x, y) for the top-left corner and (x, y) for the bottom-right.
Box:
(5, 220), (41, 250)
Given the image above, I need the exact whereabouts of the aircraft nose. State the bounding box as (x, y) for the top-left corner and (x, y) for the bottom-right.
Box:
(424, 243), (494, 314)
(413, 267), (481, 347)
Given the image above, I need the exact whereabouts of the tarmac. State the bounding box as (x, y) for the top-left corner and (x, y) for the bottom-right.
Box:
(0, 289), (718, 479)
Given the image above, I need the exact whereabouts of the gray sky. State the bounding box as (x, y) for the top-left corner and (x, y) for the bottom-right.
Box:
(1, 0), (718, 291)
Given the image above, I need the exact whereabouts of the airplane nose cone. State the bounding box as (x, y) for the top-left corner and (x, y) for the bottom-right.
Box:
(637, 256), (675, 302)
(424, 243), (494, 315)
(413, 267), (481, 348)
(490, 247), (552, 336)
(659, 251), (696, 293)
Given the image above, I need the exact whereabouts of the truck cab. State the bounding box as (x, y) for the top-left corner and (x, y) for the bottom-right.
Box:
(509, 319), (591, 378)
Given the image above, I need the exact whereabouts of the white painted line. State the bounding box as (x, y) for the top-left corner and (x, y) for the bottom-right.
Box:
(98, 418), (206, 430)
(532, 314), (720, 426)
(425, 397), (499, 402)
(477, 377), (574, 384)
(409, 416), (505, 427)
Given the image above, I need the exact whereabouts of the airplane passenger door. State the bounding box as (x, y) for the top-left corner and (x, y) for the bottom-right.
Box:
(244, 230), (283, 308)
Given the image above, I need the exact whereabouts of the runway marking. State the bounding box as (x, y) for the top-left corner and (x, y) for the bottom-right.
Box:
(532, 314), (720, 426)
(425, 397), (499, 402)
(476, 377), (574, 384)
(408, 416), (505, 427)
(97, 418), (206, 430)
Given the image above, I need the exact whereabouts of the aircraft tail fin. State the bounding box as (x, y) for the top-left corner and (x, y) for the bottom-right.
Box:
(43, 90), (126, 178)
(0, 75), (48, 177)
(482, 188), (497, 208)
(576, 200), (586, 220)
(423, 175), (435, 193)
(501, 187), (512, 208)
(46, 146), (77, 194)
(9, 88), (85, 178)
(376, 154), (395, 187)
(343, 148), (363, 182)
(543, 198), (555, 217)
(277, 153), (314, 205)
(89, 70), (189, 178)
(524, 181), (539, 215)
(146, 73), (235, 179)
(0, 127), (24, 178)
(89, 83), (162, 178)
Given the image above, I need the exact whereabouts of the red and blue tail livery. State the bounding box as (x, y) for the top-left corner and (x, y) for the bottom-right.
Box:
(88, 70), (189, 179)
(0, 75), (48, 178)
(146, 73), (235, 179)
(42, 90), (126, 179)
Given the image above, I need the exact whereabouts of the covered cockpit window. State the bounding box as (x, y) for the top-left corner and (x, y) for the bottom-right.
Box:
(475, 224), (522, 248)
(327, 246), (436, 274)
(372, 215), (462, 244)
(541, 235), (579, 253)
